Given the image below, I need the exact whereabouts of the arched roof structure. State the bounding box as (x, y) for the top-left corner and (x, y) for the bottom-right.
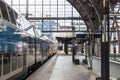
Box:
(67, 0), (120, 32)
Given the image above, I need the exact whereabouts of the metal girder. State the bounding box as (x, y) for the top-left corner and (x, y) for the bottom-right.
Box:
(110, 0), (120, 4)
(78, 0), (102, 32)
(89, 0), (101, 26)
(76, 0), (96, 31)
(67, 0), (120, 32)
(110, 13), (120, 16)
(67, 0), (101, 32)
(68, 0), (92, 31)
(42, 30), (88, 32)
(27, 17), (83, 20)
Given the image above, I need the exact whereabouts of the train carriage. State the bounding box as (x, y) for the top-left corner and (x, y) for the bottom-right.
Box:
(0, 0), (56, 80)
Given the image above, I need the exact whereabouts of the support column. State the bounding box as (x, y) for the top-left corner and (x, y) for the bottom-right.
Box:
(64, 42), (68, 55)
(101, 42), (109, 80)
(117, 30), (120, 53)
(25, 0), (29, 19)
(100, 0), (110, 80)
(88, 34), (92, 70)
(72, 27), (75, 61)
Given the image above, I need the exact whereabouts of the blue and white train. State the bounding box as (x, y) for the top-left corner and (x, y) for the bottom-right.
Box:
(0, 0), (56, 80)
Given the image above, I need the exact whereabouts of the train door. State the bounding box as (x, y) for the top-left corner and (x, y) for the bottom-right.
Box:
(22, 43), (28, 71)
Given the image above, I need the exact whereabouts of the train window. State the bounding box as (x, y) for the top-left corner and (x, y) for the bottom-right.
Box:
(16, 15), (25, 29)
(26, 27), (35, 36)
(18, 55), (23, 68)
(23, 18), (31, 29)
(0, 55), (1, 76)
(17, 42), (23, 68)
(0, 9), (1, 19)
(7, 6), (16, 25)
(13, 11), (18, 25)
(12, 53), (17, 71)
(3, 54), (10, 75)
(16, 15), (21, 28)
(0, 1), (10, 21)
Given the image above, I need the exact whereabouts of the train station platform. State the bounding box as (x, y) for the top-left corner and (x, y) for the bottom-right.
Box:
(26, 53), (97, 80)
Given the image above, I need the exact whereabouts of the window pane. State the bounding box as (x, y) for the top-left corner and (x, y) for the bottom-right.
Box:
(36, 0), (42, 5)
(43, 0), (50, 5)
(58, 0), (65, 4)
(8, 6), (16, 24)
(20, 6), (26, 12)
(51, 0), (57, 4)
(3, 54), (10, 75)
(20, 0), (26, 4)
(29, 0), (35, 5)
(12, 6), (19, 13)
(0, 9), (1, 18)
(18, 56), (23, 68)
(12, 0), (19, 4)
(12, 54), (17, 71)
(0, 1), (10, 21)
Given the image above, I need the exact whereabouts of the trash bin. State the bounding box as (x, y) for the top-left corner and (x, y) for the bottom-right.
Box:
(96, 77), (101, 80)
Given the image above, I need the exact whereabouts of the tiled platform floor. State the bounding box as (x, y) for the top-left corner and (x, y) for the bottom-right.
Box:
(26, 54), (97, 80)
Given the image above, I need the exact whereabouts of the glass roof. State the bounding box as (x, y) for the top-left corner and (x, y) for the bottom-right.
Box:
(4, 0), (80, 17)
(4, 0), (87, 38)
